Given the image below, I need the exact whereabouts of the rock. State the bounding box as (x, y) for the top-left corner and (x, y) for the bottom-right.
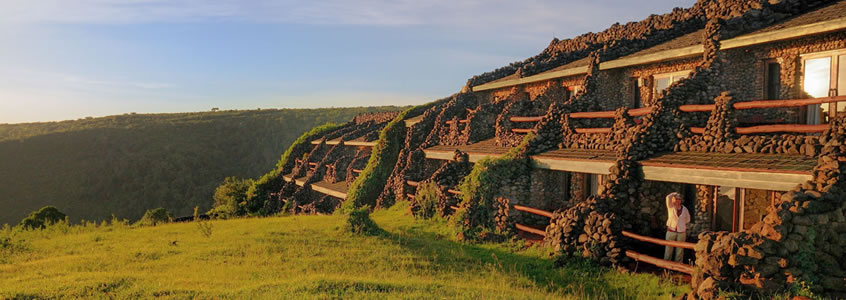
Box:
(696, 277), (717, 299)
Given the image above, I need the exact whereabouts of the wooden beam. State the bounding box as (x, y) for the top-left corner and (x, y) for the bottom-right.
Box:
(511, 128), (536, 134)
(622, 230), (695, 250)
(678, 104), (715, 113)
(513, 205), (553, 218)
(515, 223), (547, 237)
(406, 180), (420, 187)
(509, 107), (652, 123)
(732, 96), (846, 109)
(510, 116), (544, 122)
(627, 107), (654, 117)
(735, 124), (828, 134)
(680, 96), (846, 112)
(690, 124), (828, 134)
(574, 127), (612, 134)
(569, 111), (616, 119)
(625, 250), (693, 274)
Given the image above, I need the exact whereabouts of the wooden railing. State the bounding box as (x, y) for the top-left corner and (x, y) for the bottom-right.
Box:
(515, 224), (546, 236)
(621, 230), (695, 274)
(509, 107), (654, 134)
(678, 96), (846, 112)
(684, 96), (846, 134)
(625, 250), (693, 274)
(513, 205), (554, 218)
(621, 230), (695, 250)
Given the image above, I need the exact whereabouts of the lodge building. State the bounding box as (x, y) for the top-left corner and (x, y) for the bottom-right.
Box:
(273, 0), (846, 297)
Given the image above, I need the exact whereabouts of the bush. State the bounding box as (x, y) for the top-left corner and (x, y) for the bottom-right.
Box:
(342, 207), (381, 236)
(411, 181), (440, 219)
(452, 133), (534, 240)
(209, 176), (252, 218)
(138, 208), (173, 226)
(18, 206), (66, 230)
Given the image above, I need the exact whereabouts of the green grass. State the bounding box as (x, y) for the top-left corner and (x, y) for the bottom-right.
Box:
(0, 204), (688, 299)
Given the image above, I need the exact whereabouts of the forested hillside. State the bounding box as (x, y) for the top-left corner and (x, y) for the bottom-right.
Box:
(0, 107), (405, 225)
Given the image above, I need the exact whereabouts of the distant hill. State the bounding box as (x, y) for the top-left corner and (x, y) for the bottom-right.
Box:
(0, 107), (406, 225)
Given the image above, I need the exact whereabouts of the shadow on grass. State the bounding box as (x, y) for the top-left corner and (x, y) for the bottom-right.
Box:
(369, 220), (677, 299)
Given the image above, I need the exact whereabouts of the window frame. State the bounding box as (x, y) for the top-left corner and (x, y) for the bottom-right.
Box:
(652, 70), (693, 95)
(800, 49), (846, 122)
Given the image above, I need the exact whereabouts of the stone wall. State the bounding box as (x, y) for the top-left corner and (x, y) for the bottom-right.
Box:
(692, 115), (846, 298)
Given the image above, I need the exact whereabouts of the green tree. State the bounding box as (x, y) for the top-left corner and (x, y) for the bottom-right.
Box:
(18, 206), (66, 230)
(138, 208), (173, 226)
(209, 176), (252, 218)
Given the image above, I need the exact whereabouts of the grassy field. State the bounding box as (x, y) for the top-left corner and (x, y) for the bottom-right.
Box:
(0, 204), (688, 299)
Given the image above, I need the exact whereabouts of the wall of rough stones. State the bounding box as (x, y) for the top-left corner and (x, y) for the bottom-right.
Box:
(692, 113), (846, 297)
(377, 97), (452, 208)
(689, 184), (715, 237)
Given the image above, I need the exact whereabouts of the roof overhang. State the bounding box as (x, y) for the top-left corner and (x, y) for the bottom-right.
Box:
(423, 149), (614, 175)
(471, 16), (846, 92)
(424, 148), (811, 191)
(310, 139), (376, 146)
(641, 165), (809, 191)
(282, 175), (348, 199)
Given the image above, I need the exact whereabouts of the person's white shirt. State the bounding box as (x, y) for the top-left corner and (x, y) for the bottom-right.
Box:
(665, 194), (691, 232)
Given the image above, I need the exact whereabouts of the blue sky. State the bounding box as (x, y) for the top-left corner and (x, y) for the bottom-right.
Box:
(0, 0), (695, 124)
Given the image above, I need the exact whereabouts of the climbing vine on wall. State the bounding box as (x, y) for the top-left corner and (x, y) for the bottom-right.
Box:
(451, 133), (535, 240)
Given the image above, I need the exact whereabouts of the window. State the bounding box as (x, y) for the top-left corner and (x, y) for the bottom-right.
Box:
(765, 61), (781, 100)
(586, 174), (603, 197)
(802, 51), (846, 124)
(631, 78), (643, 108)
(653, 70), (692, 95)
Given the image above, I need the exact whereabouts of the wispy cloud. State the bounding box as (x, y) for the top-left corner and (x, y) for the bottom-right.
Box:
(0, 0), (696, 36)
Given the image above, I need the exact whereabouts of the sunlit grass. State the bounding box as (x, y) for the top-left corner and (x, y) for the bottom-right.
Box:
(0, 204), (688, 299)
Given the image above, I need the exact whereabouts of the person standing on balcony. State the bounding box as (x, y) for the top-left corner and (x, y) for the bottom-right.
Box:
(664, 192), (690, 262)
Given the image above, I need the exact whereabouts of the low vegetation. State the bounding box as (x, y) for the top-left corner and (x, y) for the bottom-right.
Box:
(0, 203), (688, 299)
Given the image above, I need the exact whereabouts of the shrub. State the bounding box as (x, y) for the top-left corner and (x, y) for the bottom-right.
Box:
(451, 133), (534, 240)
(209, 176), (252, 218)
(18, 206), (66, 230)
(194, 207), (213, 238)
(342, 207), (381, 236)
(411, 181), (440, 219)
(138, 208), (173, 226)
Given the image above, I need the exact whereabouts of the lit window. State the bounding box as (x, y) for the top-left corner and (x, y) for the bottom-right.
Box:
(803, 57), (831, 98)
(801, 50), (846, 124)
(653, 70), (692, 94)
